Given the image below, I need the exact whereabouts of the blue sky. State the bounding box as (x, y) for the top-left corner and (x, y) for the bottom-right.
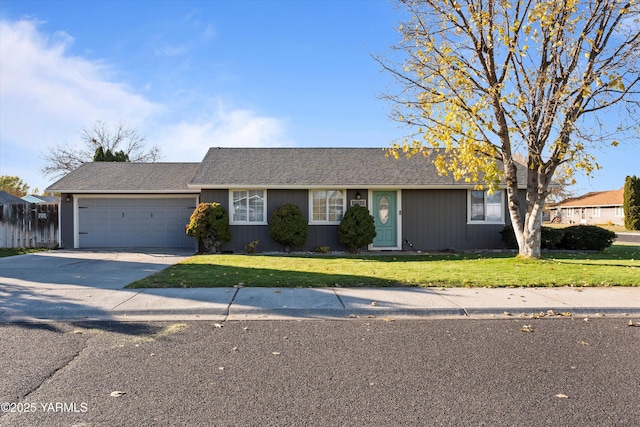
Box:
(0, 0), (637, 195)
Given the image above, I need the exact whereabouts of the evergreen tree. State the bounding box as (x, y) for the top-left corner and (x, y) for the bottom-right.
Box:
(93, 147), (130, 162)
(624, 176), (640, 231)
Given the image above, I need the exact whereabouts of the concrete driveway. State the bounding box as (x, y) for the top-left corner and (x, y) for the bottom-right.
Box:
(0, 249), (205, 322)
(0, 249), (194, 290)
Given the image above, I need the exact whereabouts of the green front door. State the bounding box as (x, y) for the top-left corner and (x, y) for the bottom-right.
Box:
(372, 191), (397, 248)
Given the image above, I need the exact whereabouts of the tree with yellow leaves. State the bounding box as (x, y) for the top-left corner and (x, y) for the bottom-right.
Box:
(379, 0), (639, 257)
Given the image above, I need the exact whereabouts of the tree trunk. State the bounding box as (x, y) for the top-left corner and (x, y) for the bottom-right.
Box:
(520, 207), (543, 258)
(503, 155), (549, 259)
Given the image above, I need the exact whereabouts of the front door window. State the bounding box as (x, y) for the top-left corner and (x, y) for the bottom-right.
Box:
(378, 196), (389, 224)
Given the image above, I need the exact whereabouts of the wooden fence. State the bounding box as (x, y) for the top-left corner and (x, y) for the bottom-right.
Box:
(0, 203), (59, 249)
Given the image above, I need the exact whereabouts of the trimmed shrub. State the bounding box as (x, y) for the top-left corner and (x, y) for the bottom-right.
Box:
(338, 204), (376, 252)
(500, 225), (564, 250)
(185, 202), (231, 253)
(624, 175), (640, 230)
(560, 225), (616, 251)
(542, 227), (565, 249)
(269, 204), (307, 251)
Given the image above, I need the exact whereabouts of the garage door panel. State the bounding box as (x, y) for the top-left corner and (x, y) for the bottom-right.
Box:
(78, 197), (196, 248)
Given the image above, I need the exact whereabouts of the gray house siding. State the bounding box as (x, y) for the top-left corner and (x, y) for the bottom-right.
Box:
(60, 194), (74, 248)
(201, 188), (517, 252)
(402, 189), (516, 250)
(201, 188), (362, 252)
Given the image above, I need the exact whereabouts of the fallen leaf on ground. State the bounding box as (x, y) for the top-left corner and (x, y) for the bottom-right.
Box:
(521, 325), (534, 333)
(272, 352), (281, 355)
(555, 393), (569, 399)
(214, 323), (224, 328)
(110, 391), (126, 397)
(579, 340), (590, 346)
(627, 320), (640, 327)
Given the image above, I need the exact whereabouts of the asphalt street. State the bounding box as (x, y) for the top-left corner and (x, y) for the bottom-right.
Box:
(1, 318), (639, 426)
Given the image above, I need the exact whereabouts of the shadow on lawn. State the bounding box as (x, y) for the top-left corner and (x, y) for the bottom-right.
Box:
(127, 263), (420, 288)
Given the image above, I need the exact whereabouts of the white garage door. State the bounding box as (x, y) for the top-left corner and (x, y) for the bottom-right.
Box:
(78, 197), (197, 248)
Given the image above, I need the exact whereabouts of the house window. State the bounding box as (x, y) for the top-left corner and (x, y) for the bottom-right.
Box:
(310, 190), (345, 224)
(230, 190), (266, 224)
(468, 190), (505, 223)
(615, 206), (624, 217)
(591, 207), (601, 217)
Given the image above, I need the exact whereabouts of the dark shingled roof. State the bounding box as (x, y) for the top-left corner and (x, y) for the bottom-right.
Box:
(0, 191), (27, 204)
(46, 162), (201, 193)
(190, 147), (527, 188)
(44, 149), (529, 192)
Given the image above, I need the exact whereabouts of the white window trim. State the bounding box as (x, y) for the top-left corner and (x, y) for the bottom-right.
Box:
(592, 207), (601, 217)
(229, 189), (267, 225)
(615, 206), (624, 217)
(309, 189), (346, 225)
(467, 190), (506, 224)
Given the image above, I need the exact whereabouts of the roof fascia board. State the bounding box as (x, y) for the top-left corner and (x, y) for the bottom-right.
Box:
(56, 190), (200, 194)
(190, 184), (528, 190)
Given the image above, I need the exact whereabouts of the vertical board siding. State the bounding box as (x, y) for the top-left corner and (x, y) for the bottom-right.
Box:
(0, 203), (59, 248)
(202, 188), (519, 252)
(60, 194), (74, 248)
(201, 189), (346, 252)
(402, 189), (508, 250)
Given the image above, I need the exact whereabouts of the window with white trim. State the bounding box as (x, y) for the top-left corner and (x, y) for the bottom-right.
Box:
(615, 206), (624, 217)
(309, 189), (345, 224)
(230, 190), (266, 224)
(591, 207), (601, 217)
(468, 190), (505, 223)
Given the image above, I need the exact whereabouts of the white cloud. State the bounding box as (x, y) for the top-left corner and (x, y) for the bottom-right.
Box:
(0, 19), (162, 142)
(0, 19), (291, 191)
(155, 102), (292, 162)
(0, 19), (163, 191)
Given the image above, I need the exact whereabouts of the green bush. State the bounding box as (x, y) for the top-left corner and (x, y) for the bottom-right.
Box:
(269, 204), (307, 251)
(500, 225), (564, 250)
(624, 175), (640, 230)
(338, 204), (376, 252)
(542, 227), (565, 249)
(314, 245), (330, 254)
(560, 225), (616, 251)
(185, 202), (231, 253)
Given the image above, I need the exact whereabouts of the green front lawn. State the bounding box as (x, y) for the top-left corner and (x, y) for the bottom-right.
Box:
(127, 243), (640, 288)
(0, 248), (49, 258)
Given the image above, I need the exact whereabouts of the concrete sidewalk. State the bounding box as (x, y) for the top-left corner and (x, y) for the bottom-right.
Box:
(1, 285), (639, 322)
(1, 249), (638, 322)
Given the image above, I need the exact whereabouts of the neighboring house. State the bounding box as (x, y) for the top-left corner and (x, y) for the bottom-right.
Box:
(46, 148), (528, 252)
(21, 194), (59, 204)
(552, 188), (624, 226)
(0, 191), (27, 205)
